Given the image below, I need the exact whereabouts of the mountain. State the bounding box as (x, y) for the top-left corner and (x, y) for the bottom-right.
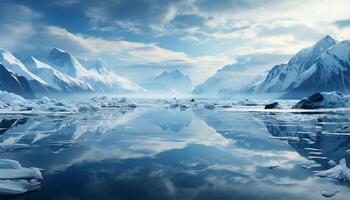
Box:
(192, 53), (291, 96)
(0, 49), (55, 96)
(284, 39), (350, 97)
(193, 62), (252, 96)
(23, 56), (93, 93)
(142, 69), (193, 93)
(0, 64), (35, 98)
(46, 48), (143, 93)
(249, 35), (349, 98)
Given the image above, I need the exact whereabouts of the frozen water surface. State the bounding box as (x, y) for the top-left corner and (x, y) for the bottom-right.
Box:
(0, 98), (350, 200)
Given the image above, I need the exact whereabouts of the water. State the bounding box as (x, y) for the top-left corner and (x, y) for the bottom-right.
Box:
(0, 105), (350, 200)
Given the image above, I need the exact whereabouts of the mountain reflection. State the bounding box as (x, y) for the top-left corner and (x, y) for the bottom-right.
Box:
(0, 108), (350, 200)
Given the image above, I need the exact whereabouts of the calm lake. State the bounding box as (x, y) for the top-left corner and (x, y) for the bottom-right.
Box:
(0, 104), (350, 200)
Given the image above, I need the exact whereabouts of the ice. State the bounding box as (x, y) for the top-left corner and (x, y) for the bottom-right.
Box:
(292, 92), (350, 109)
(236, 99), (258, 106)
(0, 159), (42, 195)
(0, 144), (30, 152)
(204, 103), (215, 110)
(0, 92), (138, 114)
(313, 158), (350, 182)
(321, 190), (339, 198)
(0, 91), (33, 111)
(78, 96), (138, 110)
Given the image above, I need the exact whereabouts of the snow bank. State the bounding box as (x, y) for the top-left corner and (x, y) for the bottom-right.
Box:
(236, 99), (258, 106)
(78, 96), (137, 111)
(0, 159), (42, 195)
(0, 91), (33, 111)
(0, 91), (138, 113)
(313, 158), (350, 182)
(292, 92), (349, 109)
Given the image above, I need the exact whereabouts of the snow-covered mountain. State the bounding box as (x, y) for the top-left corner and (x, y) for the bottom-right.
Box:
(0, 49), (56, 96)
(249, 35), (350, 98)
(142, 69), (193, 93)
(46, 48), (143, 93)
(0, 64), (34, 98)
(193, 62), (253, 96)
(23, 56), (93, 93)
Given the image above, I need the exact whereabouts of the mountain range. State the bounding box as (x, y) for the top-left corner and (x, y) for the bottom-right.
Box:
(1, 35), (349, 99)
(0, 48), (143, 98)
(195, 35), (350, 98)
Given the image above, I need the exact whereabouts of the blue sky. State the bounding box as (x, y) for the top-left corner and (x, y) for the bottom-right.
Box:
(0, 0), (350, 83)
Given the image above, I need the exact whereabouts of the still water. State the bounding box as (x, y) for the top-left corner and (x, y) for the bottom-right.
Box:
(0, 106), (349, 200)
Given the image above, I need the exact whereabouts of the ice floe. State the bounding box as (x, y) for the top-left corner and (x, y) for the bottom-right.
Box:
(313, 158), (350, 182)
(321, 190), (339, 198)
(0, 91), (138, 114)
(0, 159), (42, 195)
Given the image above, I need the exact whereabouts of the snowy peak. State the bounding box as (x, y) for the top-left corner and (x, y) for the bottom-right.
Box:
(0, 49), (47, 84)
(155, 69), (190, 81)
(247, 35), (350, 98)
(79, 58), (110, 74)
(23, 56), (93, 93)
(47, 48), (88, 77)
(142, 69), (193, 93)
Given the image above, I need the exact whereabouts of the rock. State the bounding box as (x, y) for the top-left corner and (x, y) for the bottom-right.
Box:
(264, 102), (281, 109)
(267, 165), (279, 169)
(292, 92), (349, 109)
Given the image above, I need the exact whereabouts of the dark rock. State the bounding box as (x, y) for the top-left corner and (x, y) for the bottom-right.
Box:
(308, 92), (324, 102)
(264, 102), (280, 109)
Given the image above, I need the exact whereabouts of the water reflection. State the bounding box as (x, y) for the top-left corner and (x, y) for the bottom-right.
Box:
(0, 108), (349, 200)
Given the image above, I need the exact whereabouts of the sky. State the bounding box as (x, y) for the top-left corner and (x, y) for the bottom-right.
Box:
(0, 0), (350, 84)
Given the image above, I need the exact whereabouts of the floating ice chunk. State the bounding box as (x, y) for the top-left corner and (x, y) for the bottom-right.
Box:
(339, 158), (350, 182)
(321, 190), (339, 198)
(0, 159), (42, 195)
(0, 144), (30, 152)
(119, 97), (127, 103)
(0, 179), (41, 195)
(237, 99), (258, 106)
(314, 158), (350, 182)
(0, 91), (34, 111)
(179, 104), (190, 111)
(292, 92), (349, 109)
(204, 103), (215, 110)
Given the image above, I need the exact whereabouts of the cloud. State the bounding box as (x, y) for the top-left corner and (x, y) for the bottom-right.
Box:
(0, 2), (40, 51)
(334, 19), (350, 28)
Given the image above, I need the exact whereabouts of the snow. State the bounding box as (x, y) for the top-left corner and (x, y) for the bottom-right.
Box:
(0, 49), (47, 85)
(142, 69), (193, 93)
(78, 96), (138, 110)
(46, 48), (144, 93)
(249, 35), (340, 95)
(313, 158), (350, 182)
(23, 56), (93, 92)
(292, 92), (350, 109)
(0, 159), (42, 195)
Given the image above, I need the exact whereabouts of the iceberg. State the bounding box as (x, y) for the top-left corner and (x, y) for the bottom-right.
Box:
(313, 158), (350, 182)
(292, 92), (349, 109)
(0, 159), (42, 195)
